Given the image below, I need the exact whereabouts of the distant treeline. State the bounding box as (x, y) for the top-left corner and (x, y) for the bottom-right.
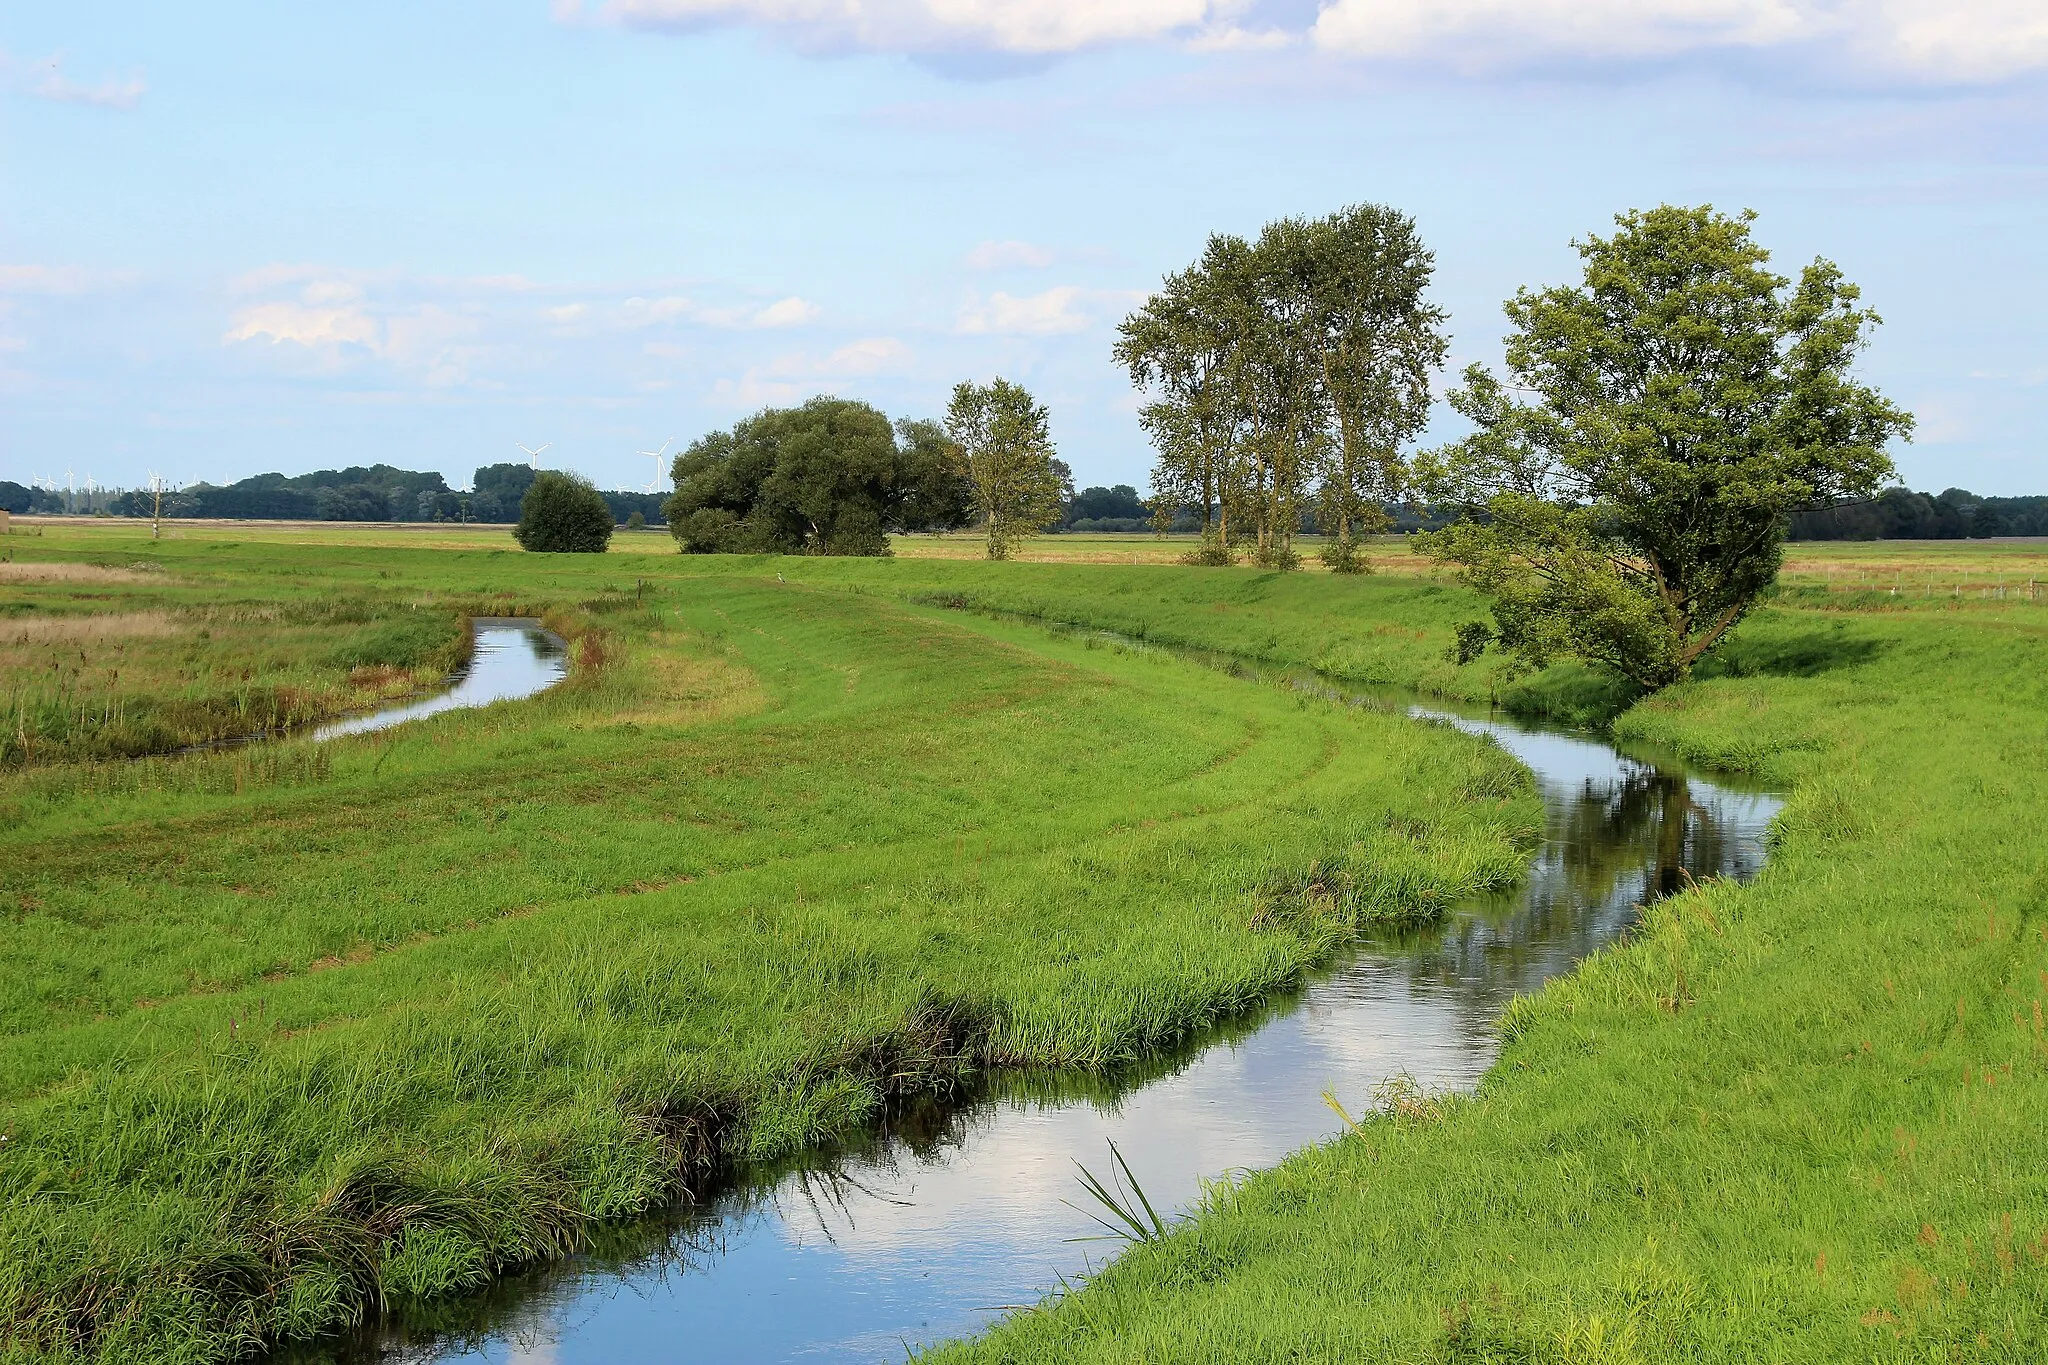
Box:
(1789, 487), (2048, 540)
(1054, 486), (1459, 535)
(0, 466), (667, 526)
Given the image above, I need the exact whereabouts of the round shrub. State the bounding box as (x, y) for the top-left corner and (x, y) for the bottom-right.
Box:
(515, 472), (614, 553)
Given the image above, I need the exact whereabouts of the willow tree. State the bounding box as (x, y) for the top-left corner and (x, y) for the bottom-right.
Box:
(1418, 205), (1911, 690)
(945, 377), (1065, 560)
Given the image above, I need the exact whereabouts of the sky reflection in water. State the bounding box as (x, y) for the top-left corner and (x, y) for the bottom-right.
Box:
(341, 702), (1781, 1365)
(312, 621), (567, 741)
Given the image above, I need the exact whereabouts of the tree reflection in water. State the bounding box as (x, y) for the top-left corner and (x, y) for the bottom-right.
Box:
(288, 689), (1782, 1365)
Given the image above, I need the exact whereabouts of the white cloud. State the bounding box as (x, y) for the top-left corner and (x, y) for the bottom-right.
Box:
(224, 301), (380, 350)
(1309, 0), (2048, 82)
(617, 294), (698, 326)
(567, 0), (2048, 81)
(1183, 23), (1292, 52)
(583, 0), (1217, 55)
(222, 276), (485, 388)
(600, 293), (817, 329)
(964, 240), (1055, 270)
(816, 335), (913, 374)
(711, 335), (914, 406)
(956, 285), (1142, 335)
(751, 295), (823, 327)
(1, 50), (146, 109)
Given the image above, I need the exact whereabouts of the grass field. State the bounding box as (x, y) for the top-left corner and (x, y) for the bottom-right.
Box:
(0, 525), (1539, 1362)
(924, 566), (2048, 1360)
(2, 522), (2045, 1362)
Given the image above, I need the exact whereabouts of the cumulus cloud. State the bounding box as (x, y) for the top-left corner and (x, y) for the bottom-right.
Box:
(576, 0), (1218, 55)
(750, 295), (823, 327)
(711, 335), (915, 405)
(224, 297), (380, 350)
(223, 273), (487, 385)
(964, 239), (1055, 270)
(814, 335), (913, 374)
(596, 293), (818, 329)
(616, 294), (699, 326)
(956, 285), (1141, 335)
(563, 0), (2048, 82)
(1309, 0), (2048, 83)
(1, 50), (146, 108)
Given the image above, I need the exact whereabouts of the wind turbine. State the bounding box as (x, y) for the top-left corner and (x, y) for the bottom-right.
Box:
(517, 442), (551, 470)
(638, 439), (672, 494)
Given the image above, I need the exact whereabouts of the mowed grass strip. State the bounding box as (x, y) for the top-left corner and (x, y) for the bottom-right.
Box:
(926, 595), (2048, 1362)
(0, 529), (1539, 1362)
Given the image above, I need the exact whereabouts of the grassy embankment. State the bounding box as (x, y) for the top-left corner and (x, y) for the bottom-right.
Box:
(918, 565), (2048, 1360)
(0, 555), (469, 765)
(0, 527), (1538, 1362)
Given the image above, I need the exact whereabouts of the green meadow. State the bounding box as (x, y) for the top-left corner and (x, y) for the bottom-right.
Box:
(2, 522), (2045, 1362)
(0, 525), (1536, 1362)
(929, 577), (2048, 1361)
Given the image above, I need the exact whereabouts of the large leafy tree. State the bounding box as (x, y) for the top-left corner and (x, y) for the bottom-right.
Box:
(515, 472), (614, 553)
(1419, 205), (1912, 690)
(945, 378), (1065, 561)
(663, 397), (968, 556)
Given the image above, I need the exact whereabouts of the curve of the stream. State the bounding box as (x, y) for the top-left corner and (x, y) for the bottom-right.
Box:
(312, 618), (568, 741)
(292, 631), (1782, 1365)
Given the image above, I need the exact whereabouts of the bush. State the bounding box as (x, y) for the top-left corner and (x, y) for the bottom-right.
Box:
(515, 473), (614, 553)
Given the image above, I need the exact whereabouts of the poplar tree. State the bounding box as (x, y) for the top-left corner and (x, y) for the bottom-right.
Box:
(1118, 204), (1447, 570)
(945, 378), (1066, 561)
(1116, 237), (1254, 565)
(1297, 206), (1447, 572)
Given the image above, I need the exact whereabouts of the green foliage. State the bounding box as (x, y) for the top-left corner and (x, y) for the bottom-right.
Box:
(1446, 618), (1493, 666)
(515, 472), (614, 554)
(625, 510), (645, 531)
(1318, 532), (1367, 575)
(324, 611), (464, 671)
(663, 398), (968, 556)
(945, 378), (1065, 561)
(472, 462), (537, 506)
(1419, 205), (1912, 689)
(1119, 204), (1447, 569)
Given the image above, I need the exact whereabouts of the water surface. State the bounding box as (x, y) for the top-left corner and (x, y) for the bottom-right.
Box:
(309, 675), (1780, 1365)
(314, 618), (567, 740)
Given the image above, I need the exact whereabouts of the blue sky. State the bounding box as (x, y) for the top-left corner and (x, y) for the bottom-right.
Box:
(3, 0), (2044, 496)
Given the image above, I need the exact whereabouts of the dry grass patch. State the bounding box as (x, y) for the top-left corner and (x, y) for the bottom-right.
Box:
(610, 636), (764, 727)
(0, 611), (183, 644)
(0, 561), (165, 585)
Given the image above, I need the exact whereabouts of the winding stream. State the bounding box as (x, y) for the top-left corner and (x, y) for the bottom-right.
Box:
(313, 618), (568, 740)
(294, 635), (1782, 1365)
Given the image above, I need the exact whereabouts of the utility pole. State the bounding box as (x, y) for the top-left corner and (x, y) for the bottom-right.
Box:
(147, 473), (165, 540)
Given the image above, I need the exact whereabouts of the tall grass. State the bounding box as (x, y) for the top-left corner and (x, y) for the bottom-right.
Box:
(0, 528), (1541, 1361)
(927, 580), (2048, 1361)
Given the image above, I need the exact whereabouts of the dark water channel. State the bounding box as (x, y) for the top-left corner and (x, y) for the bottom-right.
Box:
(302, 645), (1782, 1365)
(313, 619), (567, 740)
